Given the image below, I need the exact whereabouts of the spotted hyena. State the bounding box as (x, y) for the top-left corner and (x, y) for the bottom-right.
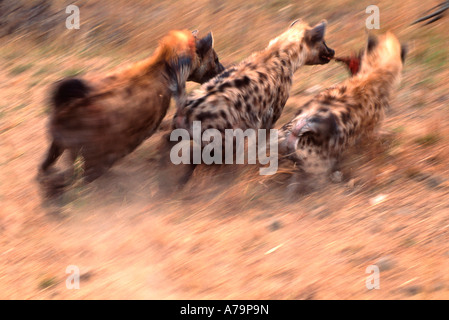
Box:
(160, 20), (335, 186)
(39, 30), (224, 187)
(173, 19), (334, 135)
(278, 32), (407, 190)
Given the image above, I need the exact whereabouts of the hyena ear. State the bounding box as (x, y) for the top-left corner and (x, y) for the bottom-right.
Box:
(400, 43), (408, 63)
(305, 20), (327, 44)
(197, 32), (213, 57)
(366, 34), (379, 53)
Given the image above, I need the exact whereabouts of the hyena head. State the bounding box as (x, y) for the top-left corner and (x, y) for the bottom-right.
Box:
(359, 32), (407, 75)
(188, 31), (225, 83)
(270, 19), (335, 65)
(301, 20), (335, 65)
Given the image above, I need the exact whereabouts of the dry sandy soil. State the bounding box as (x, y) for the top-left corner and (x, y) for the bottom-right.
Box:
(1, 0), (449, 299)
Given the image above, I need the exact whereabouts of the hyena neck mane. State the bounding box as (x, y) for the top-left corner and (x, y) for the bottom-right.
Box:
(262, 33), (306, 74)
(107, 30), (196, 88)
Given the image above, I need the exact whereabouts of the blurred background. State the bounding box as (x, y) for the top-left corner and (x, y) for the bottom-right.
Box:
(1, 0), (449, 299)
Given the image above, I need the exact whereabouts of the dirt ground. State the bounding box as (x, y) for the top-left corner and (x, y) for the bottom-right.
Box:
(1, 0), (449, 299)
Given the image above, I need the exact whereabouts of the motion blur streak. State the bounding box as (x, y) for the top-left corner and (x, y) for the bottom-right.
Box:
(0, 0), (449, 300)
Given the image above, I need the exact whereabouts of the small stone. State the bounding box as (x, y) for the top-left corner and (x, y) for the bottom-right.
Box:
(268, 220), (282, 232)
(370, 223), (383, 234)
(305, 85), (323, 95)
(80, 271), (94, 281)
(375, 256), (395, 271)
(430, 282), (444, 292)
(426, 176), (443, 189)
(347, 179), (356, 189)
(402, 285), (423, 296)
(315, 208), (332, 220)
(413, 172), (430, 182)
(254, 212), (273, 221)
(436, 94), (449, 102)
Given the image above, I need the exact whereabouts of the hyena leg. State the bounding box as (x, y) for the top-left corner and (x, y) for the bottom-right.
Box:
(37, 144), (72, 197)
(40, 141), (64, 172)
(156, 135), (197, 193)
(43, 149), (77, 188)
(83, 160), (109, 183)
(286, 167), (313, 198)
(178, 163), (197, 185)
(329, 156), (344, 183)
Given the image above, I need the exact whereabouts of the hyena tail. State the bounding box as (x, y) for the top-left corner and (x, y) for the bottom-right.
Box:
(51, 78), (90, 108)
(166, 56), (192, 112)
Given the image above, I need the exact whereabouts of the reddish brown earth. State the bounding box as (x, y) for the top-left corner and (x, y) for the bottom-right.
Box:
(1, 0), (448, 299)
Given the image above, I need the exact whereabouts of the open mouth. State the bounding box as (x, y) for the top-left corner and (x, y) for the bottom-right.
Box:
(320, 45), (335, 62)
(320, 54), (334, 63)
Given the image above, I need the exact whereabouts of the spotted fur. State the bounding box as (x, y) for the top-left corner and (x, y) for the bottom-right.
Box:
(279, 32), (407, 179)
(172, 20), (335, 137)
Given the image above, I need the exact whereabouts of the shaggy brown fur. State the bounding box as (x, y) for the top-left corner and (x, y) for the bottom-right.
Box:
(39, 30), (224, 184)
(278, 32), (407, 188)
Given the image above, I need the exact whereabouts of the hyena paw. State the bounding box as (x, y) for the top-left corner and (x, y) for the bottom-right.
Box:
(330, 170), (343, 183)
(286, 172), (313, 198)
